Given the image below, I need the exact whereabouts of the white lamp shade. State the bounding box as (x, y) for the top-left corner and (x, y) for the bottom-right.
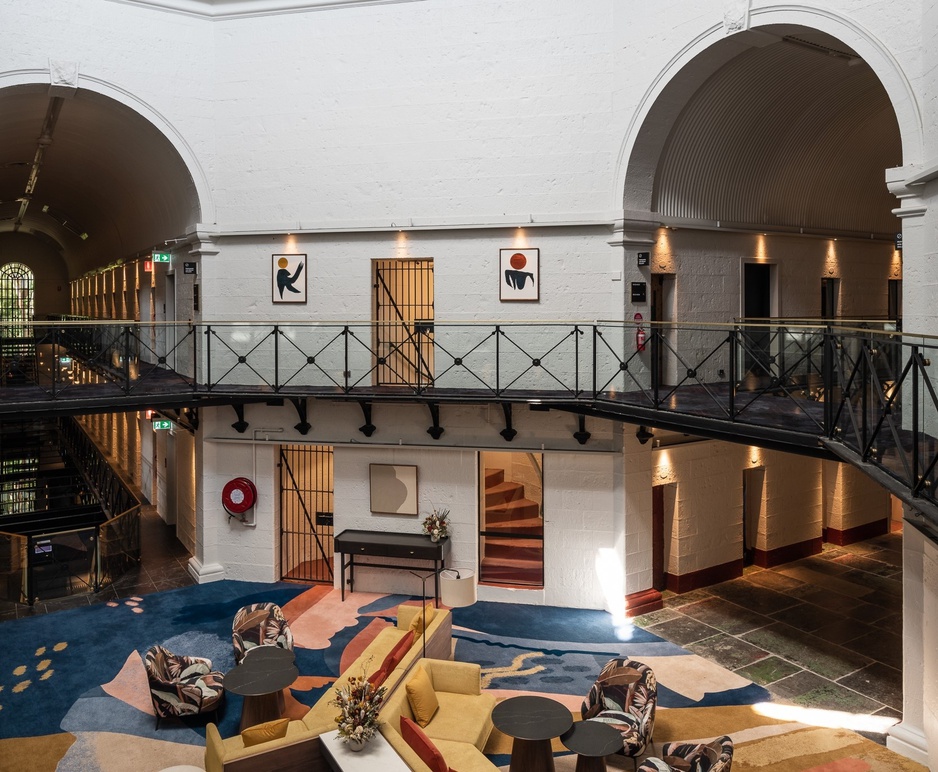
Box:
(440, 569), (477, 608)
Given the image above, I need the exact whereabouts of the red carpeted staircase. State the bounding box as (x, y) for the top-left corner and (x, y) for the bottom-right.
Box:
(480, 468), (544, 586)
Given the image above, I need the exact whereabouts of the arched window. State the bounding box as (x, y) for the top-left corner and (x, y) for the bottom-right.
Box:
(0, 262), (34, 335)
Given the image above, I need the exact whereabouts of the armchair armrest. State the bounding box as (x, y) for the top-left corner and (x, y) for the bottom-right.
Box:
(425, 659), (482, 695)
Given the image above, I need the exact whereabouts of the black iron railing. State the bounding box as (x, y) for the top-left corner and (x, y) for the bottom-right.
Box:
(3, 318), (938, 528)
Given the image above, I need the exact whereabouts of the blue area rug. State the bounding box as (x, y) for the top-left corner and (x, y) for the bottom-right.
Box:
(0, 582), (773, 772)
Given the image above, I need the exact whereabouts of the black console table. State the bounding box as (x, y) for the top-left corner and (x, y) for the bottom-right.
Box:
(334, 529), (451, 605)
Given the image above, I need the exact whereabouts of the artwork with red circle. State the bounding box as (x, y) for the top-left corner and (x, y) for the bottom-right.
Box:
(499, 248), (539, 301)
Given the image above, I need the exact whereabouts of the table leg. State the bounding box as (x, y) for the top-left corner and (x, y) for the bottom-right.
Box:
(239, 691), (283, 732)
(575, 755), (607, 772)
(509, 737), (555, 772)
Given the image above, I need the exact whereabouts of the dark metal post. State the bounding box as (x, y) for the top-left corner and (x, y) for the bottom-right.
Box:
(861, 340), (869, 456)
(343, 326), (350, 392)
(574, 325), (580, 396)
(274, 324), (280, 392)
(823, 326), (834, 438)
(728, 328), (737, 420)
(123, 324), (131, 393)
(495, 325), (501, 396)
(205, 326), (212, 391)
(592, 326), (598, 399)
(651, 321), (660, 407)
(913, 345), (920, 491)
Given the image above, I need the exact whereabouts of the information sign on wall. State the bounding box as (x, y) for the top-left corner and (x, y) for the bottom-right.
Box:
(152, 251), (171, 263)
(152, 419), (172, 430)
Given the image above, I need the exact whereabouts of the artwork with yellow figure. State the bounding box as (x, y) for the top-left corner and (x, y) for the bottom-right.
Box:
(272, 254), (307, 303)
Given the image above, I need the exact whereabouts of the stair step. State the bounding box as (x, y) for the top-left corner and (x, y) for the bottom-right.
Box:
(484, 517), (543, 534)
(484, 468), (504, 487)
(485, 498), (540, 523)
(480, 557), (543, 585)
(483, 542), (543, 560)
(484, 481), (525, 507)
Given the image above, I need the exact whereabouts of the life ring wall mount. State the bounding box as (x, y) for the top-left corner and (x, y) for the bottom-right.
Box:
(222, 477), (258, 526)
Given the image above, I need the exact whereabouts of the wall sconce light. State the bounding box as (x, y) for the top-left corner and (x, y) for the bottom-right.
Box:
(636, 426), (654, 445)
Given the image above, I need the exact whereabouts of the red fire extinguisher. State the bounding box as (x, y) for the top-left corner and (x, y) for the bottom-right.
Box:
(634, 312), (646, 352)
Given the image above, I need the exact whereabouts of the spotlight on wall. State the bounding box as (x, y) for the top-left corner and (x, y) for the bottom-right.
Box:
(635, 425), (654, 445)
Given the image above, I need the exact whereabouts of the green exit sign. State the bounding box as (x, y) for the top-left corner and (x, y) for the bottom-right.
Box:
(152, 251), (172, 263)
(152, 419), (173, 430)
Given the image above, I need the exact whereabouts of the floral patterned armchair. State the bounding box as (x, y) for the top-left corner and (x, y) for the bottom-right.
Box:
(582, 657), (657, 768)
(638, 735), (734, 772)
(144, 645), (225, 729)
(232, 602), (294, 664)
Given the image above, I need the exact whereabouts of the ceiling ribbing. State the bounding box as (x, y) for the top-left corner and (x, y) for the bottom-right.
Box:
(653, 35), (901, 239)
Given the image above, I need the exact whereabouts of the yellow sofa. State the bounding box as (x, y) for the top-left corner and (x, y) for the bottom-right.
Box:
(204, 604), (453, 772)
(379, 659), (498, 772)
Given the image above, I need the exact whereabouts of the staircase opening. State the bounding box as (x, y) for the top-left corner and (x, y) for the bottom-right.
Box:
(479, 451), (544, 588)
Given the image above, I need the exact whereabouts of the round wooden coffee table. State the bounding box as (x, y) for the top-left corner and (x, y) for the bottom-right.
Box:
(560, 719), (624, 771)
(492, 695), (572, 772)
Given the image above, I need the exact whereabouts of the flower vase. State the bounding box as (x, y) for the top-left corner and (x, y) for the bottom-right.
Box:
(430, 533), (440, 542)
(348, 736), (365, 752)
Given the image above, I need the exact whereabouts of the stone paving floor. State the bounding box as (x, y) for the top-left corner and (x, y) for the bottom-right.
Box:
(634, 531), (903, 744)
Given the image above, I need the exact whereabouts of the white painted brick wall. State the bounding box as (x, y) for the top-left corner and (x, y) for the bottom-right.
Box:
(822, 460), (890, 532)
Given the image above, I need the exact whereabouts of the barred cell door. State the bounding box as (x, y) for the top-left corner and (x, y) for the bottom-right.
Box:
(373, 259), (434, 386)
(279, 445), (335, 583)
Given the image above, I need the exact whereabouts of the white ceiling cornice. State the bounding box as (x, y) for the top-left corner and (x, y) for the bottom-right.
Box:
(106, 0), (425, 21)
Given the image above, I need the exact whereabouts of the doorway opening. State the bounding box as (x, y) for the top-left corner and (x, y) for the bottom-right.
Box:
(279, 444), (335, 583)
(373, 258), (434, 386)
(479, 451), (544, 587)
(821, 277), (840, 319)
(742, 466), (766, 566)
(742, 262), (776, 383)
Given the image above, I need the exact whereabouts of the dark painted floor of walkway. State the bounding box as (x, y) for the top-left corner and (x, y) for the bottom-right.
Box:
(635, 530), (903, 743)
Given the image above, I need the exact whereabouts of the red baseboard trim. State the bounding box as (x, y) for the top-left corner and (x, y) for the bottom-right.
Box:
(825, 518), (889, 546)
(664, 559), (742, 594)
(624, 588), (662, 617)
(753, 537), (822, 568)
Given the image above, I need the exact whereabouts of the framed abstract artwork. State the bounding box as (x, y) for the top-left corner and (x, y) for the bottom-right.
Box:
(369, 464), (418, 515)
(499, 248), (539, 301)
(272, 254), (307, 303)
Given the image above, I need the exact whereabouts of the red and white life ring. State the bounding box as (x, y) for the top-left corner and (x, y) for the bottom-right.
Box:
(222, 477), (257, 515)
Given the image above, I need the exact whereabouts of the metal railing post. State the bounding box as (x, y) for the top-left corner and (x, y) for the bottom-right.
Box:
(861, 339), (869, 455)
(205, 325), (212, 391)
(913, 345), (920, 490)
(592, 325), (598, 398)
(123, 324), (131, 393)
(274, 324), (280, 392)
(823, 326), (834, 438)
(728, 328), (737, 420)
(574, 324), (580, 396)
(495, 325), (501, 396)
(651, 322), (660, 407)
(343, 326), (350, 392)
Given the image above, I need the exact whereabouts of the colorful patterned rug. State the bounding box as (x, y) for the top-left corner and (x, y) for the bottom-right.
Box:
(0, 581), (924, 772)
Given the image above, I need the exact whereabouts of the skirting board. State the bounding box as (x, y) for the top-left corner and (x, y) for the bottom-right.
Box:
(825, 518), (889, 546)
(752, 537), (822, 568)
(625, 588), (662, 617)
(665, 559), (742, 594)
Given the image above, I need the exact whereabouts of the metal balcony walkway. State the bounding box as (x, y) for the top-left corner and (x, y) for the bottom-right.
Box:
(3, 318), (937, 538)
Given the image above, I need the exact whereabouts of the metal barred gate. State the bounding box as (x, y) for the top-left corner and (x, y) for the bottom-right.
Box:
(279, 444), (334, 583)
(373, 259), (434, 386)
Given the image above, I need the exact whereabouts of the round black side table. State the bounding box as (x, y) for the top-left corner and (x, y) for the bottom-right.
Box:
(560, 719), (624, 772)
(491, 694), (573, 772)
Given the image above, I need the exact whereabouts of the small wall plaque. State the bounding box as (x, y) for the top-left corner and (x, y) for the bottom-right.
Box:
(184, 262), (197, 275)
(631, 281), (647, 303)
(637, 252), (650, 267)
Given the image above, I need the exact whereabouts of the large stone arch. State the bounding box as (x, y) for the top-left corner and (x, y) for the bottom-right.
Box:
(0, 67), (214, 276)
(616, 5), (923, 214)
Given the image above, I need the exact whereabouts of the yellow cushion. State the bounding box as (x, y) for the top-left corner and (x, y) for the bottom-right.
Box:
(405, 666), (439, 727)
(240, 717), (290, 747)
(408, 604), (436, 636)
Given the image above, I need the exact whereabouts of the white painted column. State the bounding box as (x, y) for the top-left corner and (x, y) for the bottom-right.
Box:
(622, 424), (654, 610)
(888, 517), (929, 765)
